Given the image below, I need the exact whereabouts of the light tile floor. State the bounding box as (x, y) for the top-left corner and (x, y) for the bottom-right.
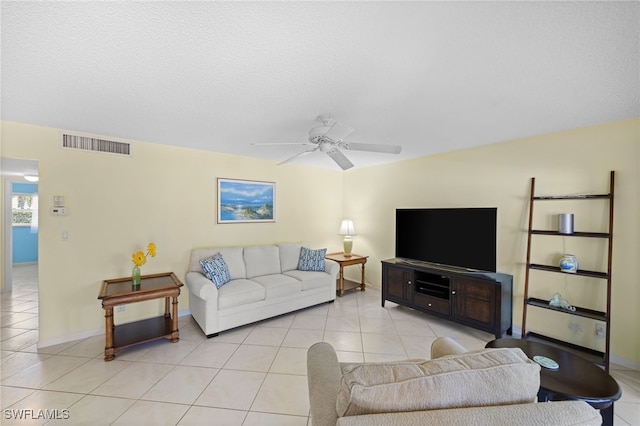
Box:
(1, 264), (639, 425)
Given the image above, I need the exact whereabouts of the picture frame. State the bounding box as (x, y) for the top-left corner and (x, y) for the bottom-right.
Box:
(217, 178), (275, 223)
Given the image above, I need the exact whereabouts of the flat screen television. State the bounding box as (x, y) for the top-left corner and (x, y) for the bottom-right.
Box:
(395, 208), (497, 272)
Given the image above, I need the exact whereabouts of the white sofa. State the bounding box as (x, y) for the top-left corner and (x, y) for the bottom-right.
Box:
(186, 243), (339, 337)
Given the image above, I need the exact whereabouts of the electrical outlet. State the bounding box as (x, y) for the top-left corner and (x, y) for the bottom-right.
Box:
(595, 323), (606, 339)
(568, 321), (582, 334)
(116, 305), (125, 312)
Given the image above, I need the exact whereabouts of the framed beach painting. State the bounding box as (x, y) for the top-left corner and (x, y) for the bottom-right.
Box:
(217, 178), (275, 223)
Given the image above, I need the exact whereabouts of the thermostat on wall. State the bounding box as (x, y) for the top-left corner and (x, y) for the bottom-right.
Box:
(51, 207), (67, 216)
(53, 195), (65, 207)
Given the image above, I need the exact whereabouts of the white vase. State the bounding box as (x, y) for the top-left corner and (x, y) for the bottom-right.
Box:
(559, 254), (578, 273)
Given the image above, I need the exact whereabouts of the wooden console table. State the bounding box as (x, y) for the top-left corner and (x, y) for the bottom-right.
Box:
(382, 259), (512, 338)
(98, 272), (183, 361)
(325, 252), (368, 297)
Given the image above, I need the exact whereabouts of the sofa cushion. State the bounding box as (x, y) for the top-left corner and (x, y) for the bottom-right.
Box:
(336, 348), (540, 417)
(298, 247), (327, 272)
(244, 246), (281, 278)
(218, 279), (266, 310)
(279, 243), (303, 272)
(217, 247), (246, 279)
(190, 247), (246, 279)
(284, 269), (331, 291)
(251, 274), (302, 298)
(200, 253), (231, 289)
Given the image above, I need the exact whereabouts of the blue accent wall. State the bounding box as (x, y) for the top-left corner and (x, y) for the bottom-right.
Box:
(13, 227), (38, 263)
(12, 183), (38, 264)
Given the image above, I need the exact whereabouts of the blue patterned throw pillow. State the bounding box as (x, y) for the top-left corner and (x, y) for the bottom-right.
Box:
(298, 247), (327, 272)
(200, 253), (231, 289)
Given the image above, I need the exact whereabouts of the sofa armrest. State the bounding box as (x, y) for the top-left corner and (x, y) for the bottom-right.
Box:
(185, 271), (218, 300)
(308, 342), (342, 426)
(325, 259), (340, 280)
(430, 337), (468, 359)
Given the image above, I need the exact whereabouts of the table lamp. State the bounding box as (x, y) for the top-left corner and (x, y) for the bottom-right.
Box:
(338, 219), (356, 257)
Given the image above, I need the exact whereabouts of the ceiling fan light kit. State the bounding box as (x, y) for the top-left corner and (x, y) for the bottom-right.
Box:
(253, 115), (402, 170)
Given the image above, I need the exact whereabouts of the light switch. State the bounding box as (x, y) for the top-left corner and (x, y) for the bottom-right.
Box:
(62, 231), (69, 241)
(51, 207), (67, 216)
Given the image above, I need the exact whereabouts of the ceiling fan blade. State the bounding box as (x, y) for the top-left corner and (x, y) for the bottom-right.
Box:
(326, 149), (354, 170)
(344, 142), (402, 154)
(277, 148), (317, 165)
(325, 122), (354, 141)
(251, 142), (314, 146)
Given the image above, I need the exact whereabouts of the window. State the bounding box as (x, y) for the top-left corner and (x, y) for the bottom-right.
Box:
(12, 194), (38, 230)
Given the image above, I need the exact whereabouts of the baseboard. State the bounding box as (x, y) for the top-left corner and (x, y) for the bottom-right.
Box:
(610, 354), (640, 371)
(38, 327), (103, 349)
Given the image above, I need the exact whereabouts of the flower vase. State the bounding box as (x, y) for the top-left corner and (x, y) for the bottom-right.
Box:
(132, 266), (141, 286)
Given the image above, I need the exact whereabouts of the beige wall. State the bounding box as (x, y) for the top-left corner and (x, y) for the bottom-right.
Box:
(342, 117), (639, 367)
(0, 121), (344, 346)
(1, 118), (638, 367)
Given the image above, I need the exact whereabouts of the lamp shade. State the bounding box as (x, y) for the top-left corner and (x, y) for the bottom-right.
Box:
(338, 219), (356, 236)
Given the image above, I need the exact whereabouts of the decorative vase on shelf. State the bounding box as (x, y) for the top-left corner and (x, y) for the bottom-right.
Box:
(559, 254), (578, 273)
(132, 265), (141, 286)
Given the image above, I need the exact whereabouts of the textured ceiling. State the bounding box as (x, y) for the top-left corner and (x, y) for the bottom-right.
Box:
(2, 1), (639, 171)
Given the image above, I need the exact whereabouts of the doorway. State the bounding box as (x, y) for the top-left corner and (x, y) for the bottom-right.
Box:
(1, 157), (39, 294)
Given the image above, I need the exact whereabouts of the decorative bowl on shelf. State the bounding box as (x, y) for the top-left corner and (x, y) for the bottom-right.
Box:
(559, 254), (578, 273)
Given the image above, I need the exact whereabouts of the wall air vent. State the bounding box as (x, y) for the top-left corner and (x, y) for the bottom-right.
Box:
(61, 133), (131, 156)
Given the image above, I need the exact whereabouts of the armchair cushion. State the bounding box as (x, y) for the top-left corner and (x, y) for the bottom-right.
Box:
(336, 347), (540, 417)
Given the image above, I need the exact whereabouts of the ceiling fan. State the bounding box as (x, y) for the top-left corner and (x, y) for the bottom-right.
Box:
(252, 114), (402, 170)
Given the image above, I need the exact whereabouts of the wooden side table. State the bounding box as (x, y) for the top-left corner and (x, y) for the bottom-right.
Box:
(325, 252), (368, 297)
(98, 272), (183, 361)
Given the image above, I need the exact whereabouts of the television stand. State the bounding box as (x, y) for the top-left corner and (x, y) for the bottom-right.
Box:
(382, 258), (513, 338)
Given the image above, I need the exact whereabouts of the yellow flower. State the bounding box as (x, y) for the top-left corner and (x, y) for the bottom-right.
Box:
(132, 251), (147, 267)
(131, 242), (157, 267)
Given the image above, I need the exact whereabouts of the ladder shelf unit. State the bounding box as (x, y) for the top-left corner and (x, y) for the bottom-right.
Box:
(521, 171), (614, 371)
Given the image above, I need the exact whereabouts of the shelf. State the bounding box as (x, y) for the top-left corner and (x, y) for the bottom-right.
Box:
(529, 263), (608, 279)
(415, 286), (449, 299)
(522, 172), (614, 372)
(523, 332), (605, 367)
(113, 316), (173, 349)
(530, 230), (610, 238)
(415, 279), (449, 290)
(526, 297), (607, 321)
(533, 194), (610, 200)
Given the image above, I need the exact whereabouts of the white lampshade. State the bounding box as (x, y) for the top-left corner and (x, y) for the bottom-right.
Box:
(338, 219), (356, 236)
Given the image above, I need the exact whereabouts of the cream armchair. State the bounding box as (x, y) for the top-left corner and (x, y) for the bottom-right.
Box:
(307, 337), (601, 426)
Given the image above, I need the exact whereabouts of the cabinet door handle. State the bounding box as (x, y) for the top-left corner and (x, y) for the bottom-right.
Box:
(428, 303), (432, 307)
(407, 281), (412, 285)
(451, 290), (456, 295)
